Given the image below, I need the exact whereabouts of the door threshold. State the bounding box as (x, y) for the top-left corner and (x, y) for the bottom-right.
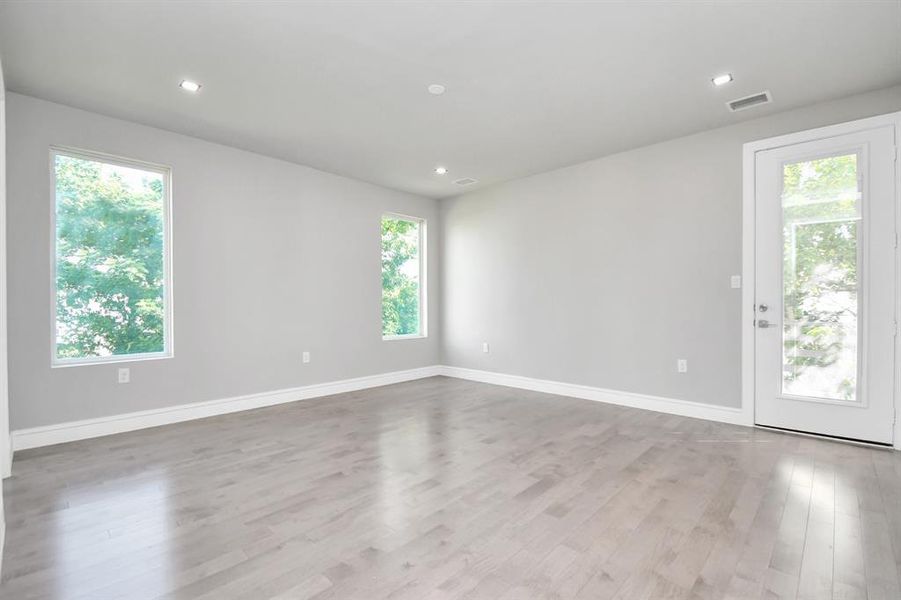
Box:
(754, 424), (894, 450)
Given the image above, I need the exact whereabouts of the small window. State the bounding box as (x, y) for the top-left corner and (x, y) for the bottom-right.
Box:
(51, 148), (172, 365)
(381, 214), (426, 339)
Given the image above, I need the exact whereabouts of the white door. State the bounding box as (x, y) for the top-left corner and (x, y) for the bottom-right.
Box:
(754, 125), (896, 444)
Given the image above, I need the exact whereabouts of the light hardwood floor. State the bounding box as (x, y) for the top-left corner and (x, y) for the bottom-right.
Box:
(1, 376), (900, 599)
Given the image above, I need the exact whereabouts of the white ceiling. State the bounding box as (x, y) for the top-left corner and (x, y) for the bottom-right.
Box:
(1, 1), (899, 199)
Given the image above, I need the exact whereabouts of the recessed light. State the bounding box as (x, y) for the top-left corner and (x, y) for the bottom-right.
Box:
(179, 80), (201, 92)
(427, 84), (446, 95)
(434, 166), (448, 175)
(712, 73), (733, 87)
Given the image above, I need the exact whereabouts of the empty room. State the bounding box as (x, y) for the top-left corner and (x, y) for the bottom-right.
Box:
(0, 1), (900, 598)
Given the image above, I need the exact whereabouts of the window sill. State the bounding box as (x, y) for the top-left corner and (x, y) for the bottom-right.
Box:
(52, 352), (173, 368)
(382, 334), (428, 341)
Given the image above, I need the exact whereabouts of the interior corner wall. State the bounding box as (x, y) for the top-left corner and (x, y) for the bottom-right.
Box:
(6, 93), (441, 431)
(440, 85), (901, 409)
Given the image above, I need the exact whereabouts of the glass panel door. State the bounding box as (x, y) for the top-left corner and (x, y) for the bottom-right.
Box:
(754, 122), (895, 444)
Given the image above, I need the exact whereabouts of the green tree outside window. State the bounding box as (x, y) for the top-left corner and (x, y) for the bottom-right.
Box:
(54, 152), (169, 361)
(381, 216), (422, 337)
(781, 153), (859, 400)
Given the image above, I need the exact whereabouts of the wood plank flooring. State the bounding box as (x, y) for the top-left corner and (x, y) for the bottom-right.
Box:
(1, 375), (900, 599)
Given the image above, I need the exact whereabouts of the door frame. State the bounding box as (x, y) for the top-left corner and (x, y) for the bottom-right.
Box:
(741, 111), (901, 450)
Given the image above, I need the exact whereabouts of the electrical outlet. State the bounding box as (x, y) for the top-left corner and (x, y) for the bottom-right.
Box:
(302, 351), (311, 364)
(677, 359), (688, 373)
(730, 275), (742, 289)
(118, 367), (130, 384)
(482, 342), (490, 353)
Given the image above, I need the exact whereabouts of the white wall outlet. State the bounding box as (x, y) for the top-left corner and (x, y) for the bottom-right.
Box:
(482, 342), (490, 353)
(118, 367), (130, 384)
(677, 359), (688, 373)
(730, 275), (742, 289)
(302, 351), (311, 364)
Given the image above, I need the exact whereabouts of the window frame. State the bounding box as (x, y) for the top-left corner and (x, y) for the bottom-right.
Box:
(381, 212), (427, 341)
(49, 146), (174, 367)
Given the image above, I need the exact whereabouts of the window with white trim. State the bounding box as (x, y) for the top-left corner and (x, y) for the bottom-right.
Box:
(52, 148), (172, 365)
(381, 214), (426, 339)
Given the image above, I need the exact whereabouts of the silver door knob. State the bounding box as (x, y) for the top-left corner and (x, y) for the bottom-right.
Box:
(758, 319), (776, 328)
(758, 303), (768, 312)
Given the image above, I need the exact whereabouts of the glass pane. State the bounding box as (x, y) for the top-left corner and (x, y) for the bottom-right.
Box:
(781, 153), (860, 401)
(55, 153), (167, 360)
(381, 217), (421, 337)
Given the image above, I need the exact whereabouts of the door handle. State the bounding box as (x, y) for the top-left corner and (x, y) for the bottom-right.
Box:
(757, 319), (777, 328)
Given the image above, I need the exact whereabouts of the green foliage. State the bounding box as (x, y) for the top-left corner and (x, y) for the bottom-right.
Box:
(55, 154), (166, 359)
(381, 217), (421, 336)
(782, 154), (858, 397)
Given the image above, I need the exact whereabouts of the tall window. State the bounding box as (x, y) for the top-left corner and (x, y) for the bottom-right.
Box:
(381, 214), (425, 339)
(52, 148), (172, 365)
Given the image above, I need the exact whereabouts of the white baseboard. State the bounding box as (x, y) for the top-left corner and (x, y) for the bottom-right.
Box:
(0, 491), (5, 578)
(437, 365), (751, 426)
(11, 365), (442, 451)
(11, 363), (754, 453)
(0, 510), (4, 579)
(1, 437), (9, 478)
(896, 417), (901, 452)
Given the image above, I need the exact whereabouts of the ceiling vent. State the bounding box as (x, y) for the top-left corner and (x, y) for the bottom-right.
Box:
(454, 177), (479, 186)
(727, 91), (772, 112)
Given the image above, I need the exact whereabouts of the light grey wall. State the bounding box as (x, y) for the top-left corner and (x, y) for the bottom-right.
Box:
(7, 93), (440, 430)
(441, 85), (901, 409)
(0, 57), (8, 560)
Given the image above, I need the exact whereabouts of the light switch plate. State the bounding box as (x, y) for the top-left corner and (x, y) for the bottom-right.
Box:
(118, 367), (130, 384)
(730, 275), (742, 289)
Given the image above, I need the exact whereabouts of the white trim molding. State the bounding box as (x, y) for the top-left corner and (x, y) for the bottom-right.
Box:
(2, 437), (9, 478)
(896, 412), (901, 452)
(16, 363), (893, 454)
(12, 366), (441, 451)
(438, 366), (751, 426)
(0, 506), (5, 579)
